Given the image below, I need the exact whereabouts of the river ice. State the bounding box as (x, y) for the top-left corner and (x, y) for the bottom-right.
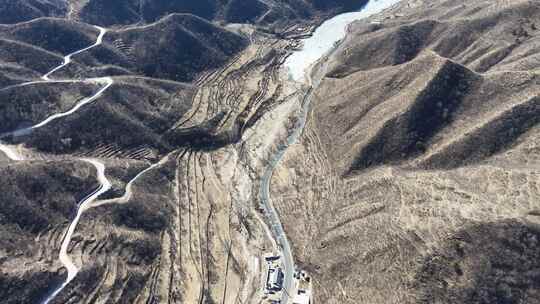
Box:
(285, 0), (401, 82)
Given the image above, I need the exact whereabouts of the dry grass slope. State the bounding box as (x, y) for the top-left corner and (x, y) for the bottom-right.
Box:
(269, 0), (540, 303)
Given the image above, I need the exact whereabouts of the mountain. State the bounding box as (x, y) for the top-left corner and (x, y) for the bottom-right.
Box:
(0, 14), (248, 84)
(0, 0), (66, 24)
(76, 0), (369, 26)
(2, 0), (369, 28)
(317, 51), (540, 174)
(0, 81), (101, 133)
(21, 77), (195, 157)
(268, 0), (540, 303)
(328, 0), (540, 76)
(319, 0), (540, 173)
(2, 0), (540, 304)
(102, 14), (249, 82)
(0, 160), (100, 304)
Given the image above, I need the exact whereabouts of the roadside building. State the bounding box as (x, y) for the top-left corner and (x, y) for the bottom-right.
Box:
(266, 266), (284, 291)
(262, 253), (285, 303)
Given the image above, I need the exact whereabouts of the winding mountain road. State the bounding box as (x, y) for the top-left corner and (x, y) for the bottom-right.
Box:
(22, 22), (173, 303)
(42, 26), (107, 81)
(91, 154), (171, 209)
(1, 29), (113, 300)
(0, 23), (118, 303)
(0, 26), (113, 140)
(1, 77), (113, 138)
(42, 159), (112, 304)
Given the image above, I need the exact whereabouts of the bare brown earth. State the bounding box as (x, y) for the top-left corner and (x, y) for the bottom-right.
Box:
(0, 15), (305, 302)
(2, 0), (540, 303)
(270, 0), (540, 303)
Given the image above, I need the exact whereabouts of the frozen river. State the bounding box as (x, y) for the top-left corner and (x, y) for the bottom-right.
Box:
(285, 0), (401, 82)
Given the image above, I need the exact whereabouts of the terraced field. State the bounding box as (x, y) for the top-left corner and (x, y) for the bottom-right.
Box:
(2, 1), (540, 304)
(0, 9), (313, 302)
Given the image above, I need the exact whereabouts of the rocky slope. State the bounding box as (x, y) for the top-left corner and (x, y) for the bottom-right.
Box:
(101, 14), (249, 82)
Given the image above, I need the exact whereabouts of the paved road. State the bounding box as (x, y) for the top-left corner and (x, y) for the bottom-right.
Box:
(3, 77), (113, 138)
(91, 154), (171, 209)
(42, 26), (107, 81)
(42, 159), (111, 304)
(259, 84), (314, 303)
(260, 154), (294, 303)
(0, 25), (112, 140)
(262, 2), (403, 302)
(3, 23), (117, 304)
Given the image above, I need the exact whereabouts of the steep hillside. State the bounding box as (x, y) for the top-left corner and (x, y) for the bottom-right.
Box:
(0, 160), (99, 304)
(5, 77), (195, 159)
(318, 0), (540, 174)
(0, 38), (61, 85)
(0, 14), (248, 83)
(0, 0), (66, 24)
(1, 0), (371, 28)
(0, 19), (104, 82)
(1, 18), (98, 55)
(0, 81), (100, 134)
(3, 0), (540, 303)
(102, 14), (249, 82)
(328, 0), (540, 77)
(268, 0), (540, 303)
(73, 0), (369, 27)
(314, 51), (540, 174)
(415, 220), (540, 304)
